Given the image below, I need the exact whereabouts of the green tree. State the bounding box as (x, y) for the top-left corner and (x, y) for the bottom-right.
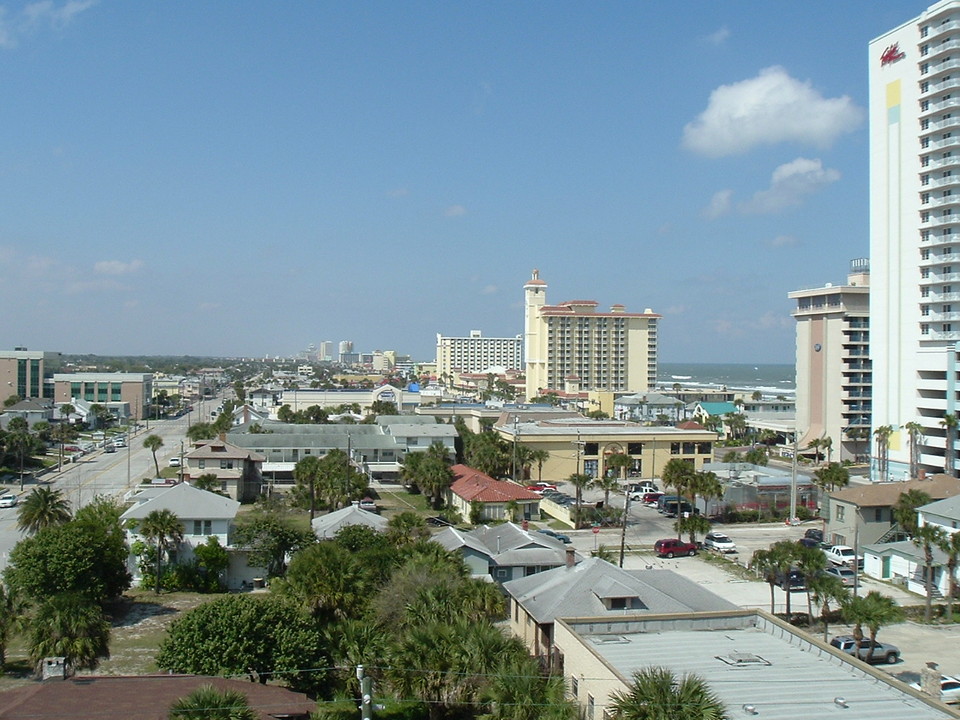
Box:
(481, 656), (578, 720)
(277, 541), (372, 622)
(794, 543), (828, 626)
(893, 489), (932, 537)
(0, 583), (25, 669)
(193, 536), (230, 591)
(808, 573), (849, 642)
(841, 591), (904, 663)
(674, 514), (711, 546)
(386, 511), (431, 548)
(186, 423), (216, 442)
(938, 530), (960, 622)
(743, 447), (768, 466)
(592, 473), (621, 511)
(529, 448), (550, 483)
(27, 593), (110, 674)
(566, 473), (593, 529)
(156, 595), (327, 694)
(942, 412), (959, 476)
(750, 541), (798, 616)
(293, 455), (321, 520)
(5, 520), (130, 604)
(7, 419), (38, 491)
(232, 508), (315, 578)
(411, 442), (454, 509)
(143, 434), (164, 477)
(138, 509), (184, 594)
(904, 421), (924, 480)
(812, 462), (850, 493)
(913, 523), (948, 622)
(168, 684), (257, 720)
(874, 425), (894, 481)
(192, 473), (222, 494)
(609, 666), (727, 720)
(17, 487), (71, 535)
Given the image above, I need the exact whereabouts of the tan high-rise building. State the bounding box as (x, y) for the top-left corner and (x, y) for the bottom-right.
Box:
(789, 260), (871, 463)
(0, 349), (61, 400)
(523, 270), (659, 397)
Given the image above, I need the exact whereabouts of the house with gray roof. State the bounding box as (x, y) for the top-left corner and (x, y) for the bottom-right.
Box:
(862, 492), (960, 597)
(503, 556), (737, 662)
(434, 522), (577, 582)
(311, 501), (389, 539)
(183, 437), (265, 503)
(613, 392), (686, 424)
(555, 609), (956, 720)
(0, 398), (55, 429)
(121, 482), (262, 590)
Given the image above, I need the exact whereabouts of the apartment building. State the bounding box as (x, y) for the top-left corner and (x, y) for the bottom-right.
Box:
(870, 1), (960, 478)
(0, 348), (61, 400)
(523, 269), (659, 396)
(789, 260), (871, 463)
(435, 330), (523, 378)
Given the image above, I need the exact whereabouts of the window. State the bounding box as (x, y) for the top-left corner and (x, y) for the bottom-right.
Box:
(192, 520), (212, 536)
(584, 442), (598, 456)
(587, 694), (595, 719)
(220, 460), (234, 469)
(836, 505), (845, 522)
(627, 442), (643, 455)
(671, 442), (681, 455)
(198, 459), (206, 469)
(610, 597), (627, 610)
(571, 676), (578, 698)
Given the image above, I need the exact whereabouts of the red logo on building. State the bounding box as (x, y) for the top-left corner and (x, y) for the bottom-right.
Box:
(880, 43), (906, 66)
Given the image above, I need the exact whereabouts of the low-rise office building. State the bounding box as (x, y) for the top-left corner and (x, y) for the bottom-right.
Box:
(53, 372), (153, 420)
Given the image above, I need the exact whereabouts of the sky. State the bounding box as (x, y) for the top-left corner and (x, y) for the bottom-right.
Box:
(0, 1), (934, 363)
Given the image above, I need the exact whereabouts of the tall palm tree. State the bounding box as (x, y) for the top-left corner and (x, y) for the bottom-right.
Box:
(139, 508), (184, 594)
(913, 523), (948, 621)
(751, 541), (797, 616)
(567, 473), (593, 528)
(529, 448), (550, 482)
(16, 487), (72, 535)
(938, 530), (960, 622)
(893, 489), (932, 537)
(806, 437), (823, 465)
(794, 543), (828, 626)
(674, 514), (711, 546)
(821, 435), (833, 465)
(592, 474), (621, 512)
(143, 433), (164, 477)
(606, 451), (633, 486)
(842, 591), (904, 663)
(168, 684), (257, 720)
(942, 412), (959, 476)
(609, 666), (727, 720)
(293, 455), (321, 521)
(904, 421), (924, 480)
(808, 573), (849, 642)
(873, 425), (894, 481)
(7, 418), (36, 492)
(482, 656), (577, 720)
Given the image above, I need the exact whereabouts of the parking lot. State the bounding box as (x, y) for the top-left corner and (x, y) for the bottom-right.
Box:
(561, 500), (960, 691)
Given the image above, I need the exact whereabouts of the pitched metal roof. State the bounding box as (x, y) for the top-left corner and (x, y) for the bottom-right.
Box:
(311, 503), (388, 539)
(120, 482), (239, 521)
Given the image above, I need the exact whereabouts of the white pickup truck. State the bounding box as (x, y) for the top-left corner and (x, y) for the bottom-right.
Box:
(823, 544), (863, 569)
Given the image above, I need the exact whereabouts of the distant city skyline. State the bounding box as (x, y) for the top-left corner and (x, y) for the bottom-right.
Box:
(0, 2), (931, 363)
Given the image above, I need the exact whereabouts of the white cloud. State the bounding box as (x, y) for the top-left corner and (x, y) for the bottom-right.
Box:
(94, 259), (143, 275)
(480, 284), (497, 295)
(0, 0), (95, 49)
(704, 189), (733, 219)
(739, 157), (839, 214)
(682, 66), (863, 157)
(444, 204), (467, 217)
(706, 26), (730, 46)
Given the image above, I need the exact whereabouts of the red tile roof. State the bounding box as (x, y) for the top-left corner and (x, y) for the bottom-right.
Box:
(449, 465), (541, 503)
(0, 675), (315, 719)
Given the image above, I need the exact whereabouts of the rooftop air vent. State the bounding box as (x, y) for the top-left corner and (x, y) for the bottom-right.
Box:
(715, 652), (771, 667)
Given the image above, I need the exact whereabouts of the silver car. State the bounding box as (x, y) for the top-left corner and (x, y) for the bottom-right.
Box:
(703, 531), (737, 553)
(830, 635), (900, 664)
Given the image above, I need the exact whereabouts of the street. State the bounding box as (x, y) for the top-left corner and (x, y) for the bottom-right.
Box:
(0, 409), (196, 572)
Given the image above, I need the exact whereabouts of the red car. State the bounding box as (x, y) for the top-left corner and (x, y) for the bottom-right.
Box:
(654, 538), (698, 558)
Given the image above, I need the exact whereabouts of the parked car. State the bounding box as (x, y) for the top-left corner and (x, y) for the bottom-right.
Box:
(703, 532), (737, 553)
(824, 545), (863, 569)
(798, 537), (821, 549)
(104, 444), (116, 453)
(641, 491), (665, 506)
(0, 494), (18, 508)
(627, 481), (658, 494)
(426, 516), (454, 527)
(359, 497), (378, 512)
(168, 457), (181, 467)
(909, 675), (960, 704)
(537, 528), (572, 544)
(829, 635), (900, 664)
(823, 566), (857, 587)
(654, 538), (697, 558)
(535, 482), (558, 491)
(776, 569), (806, 591)
(804, 528), (824, 543)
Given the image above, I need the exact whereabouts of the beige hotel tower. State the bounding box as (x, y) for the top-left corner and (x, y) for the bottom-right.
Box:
(523, 269), (659, 397)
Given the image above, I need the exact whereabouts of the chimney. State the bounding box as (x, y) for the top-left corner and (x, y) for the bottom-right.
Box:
(565, 547), (576, 568)
(41, 657), (67, 681)
(920, 662), (941, 697)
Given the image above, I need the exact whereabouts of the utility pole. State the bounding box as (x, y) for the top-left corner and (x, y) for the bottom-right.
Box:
(618, 488), (631, 568)
(512, 415), (519, 482)
(357, 665), (372, 720)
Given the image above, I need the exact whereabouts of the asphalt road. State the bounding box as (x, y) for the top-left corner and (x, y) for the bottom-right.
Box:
(0, 409), (197, 572)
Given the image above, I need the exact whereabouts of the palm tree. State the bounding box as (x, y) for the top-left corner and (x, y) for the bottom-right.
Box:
(482, 656), (577, 720)
(192, 473), (222, 494)
(812, 462), (850, 493)
(16, 487), (71, 535)
(874, 425), (894, 481)
(27, 593), (110, 674)
(842, 591), (904, 663)
(143, 433), (164, 477)
(529, 448), (550, 482)
(592, 474), (621, 512)
(904, 421), (924, 480)
(913, 523), (948, 621)
(943, 412), (959, 476)
(608, 666), (726, 720)
(689, 470), (723, 517)
(168, 684), (257, 720)
(606, 451), (633, 486)
(808, 573), (849, 642)
(567, 473), (593, 528)
(794, 543), (828, 626)
(821, 435), (833, 465)
(893, 489), (932, 537)
(938, 530), (960, 622)
(139, 508), (184, 594)
(293, 455), (321, 521)
(674, 514), (711, 546)
(7, 419), (36, 491)
(751, 541), (797, 616)
(806, 437), (823, 465)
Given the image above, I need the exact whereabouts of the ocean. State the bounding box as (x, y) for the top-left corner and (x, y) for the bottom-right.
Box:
(656, 362), (796, 398)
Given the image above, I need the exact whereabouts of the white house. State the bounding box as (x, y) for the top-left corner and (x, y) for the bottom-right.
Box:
(120, 482), (263, 590)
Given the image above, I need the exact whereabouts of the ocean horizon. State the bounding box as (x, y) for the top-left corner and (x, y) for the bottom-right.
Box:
(656, 362), (795, 397)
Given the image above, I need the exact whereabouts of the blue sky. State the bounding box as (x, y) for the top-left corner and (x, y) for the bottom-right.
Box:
(0, 2), (931, 363)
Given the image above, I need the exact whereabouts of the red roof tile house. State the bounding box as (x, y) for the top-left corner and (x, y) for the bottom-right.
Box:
(0, 674), (315, 719)
(445, 464), (541, 522)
